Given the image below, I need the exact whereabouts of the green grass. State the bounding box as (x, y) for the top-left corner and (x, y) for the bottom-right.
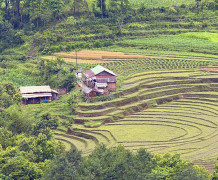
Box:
(104, 46), (218, 59)
(0, 68), (40, 88)
(180, 32), (218, 43)
(96, 124), (186, 142)
(119, 35), (218, 55)
(127, 0), (195, 8)
(84, 121), (103, 128)
(97, 0), (195, 9)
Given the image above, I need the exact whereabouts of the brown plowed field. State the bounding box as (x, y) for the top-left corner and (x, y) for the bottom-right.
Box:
(43, 56), (116, 64)
(54, 50), (147, 60)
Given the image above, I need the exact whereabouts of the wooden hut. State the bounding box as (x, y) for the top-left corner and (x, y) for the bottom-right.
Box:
(83, 65), (117, 91)
(19, 86), (59, 105)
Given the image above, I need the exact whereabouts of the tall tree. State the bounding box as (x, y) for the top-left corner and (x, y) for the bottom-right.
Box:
(97, 0), (106, 19)
(108, 0), (129, 32)
(83, 0), (91, 17)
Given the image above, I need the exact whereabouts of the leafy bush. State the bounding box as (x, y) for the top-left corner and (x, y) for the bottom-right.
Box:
(94, 40), (102, 48)
(33, 112), (59, 136)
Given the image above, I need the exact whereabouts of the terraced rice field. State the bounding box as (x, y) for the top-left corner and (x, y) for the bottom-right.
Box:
(43, 50), (218, 74)
(54, 68), (218, 171)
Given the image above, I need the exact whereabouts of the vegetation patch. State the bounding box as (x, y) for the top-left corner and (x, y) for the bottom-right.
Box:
(180, 32), (218, 43)
(84, 121), (103, 128)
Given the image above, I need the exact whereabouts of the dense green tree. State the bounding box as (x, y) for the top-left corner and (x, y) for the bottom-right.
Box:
(108, 0), (130, 32)
(0, 127), (15, 149)
(6, 104), (32, 134)
(33, 112), (58, 136)
(176, 165), (208, 180)
(0, 92), (13, 108)
(0, 127), (65, 179)
(0, 20), (18, 51)
(44, 145), (210, 179)
(79, 145), (156, 179)
(152, 153), (209, 179)
(44, 148), (82, 180)
(97, 0), (107, 18)
(1, 81), (16, 96)
(1, 155), (43, 180)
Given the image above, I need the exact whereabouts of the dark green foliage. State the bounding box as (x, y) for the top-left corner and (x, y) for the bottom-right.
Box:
(0, 128), (15, 149)
(6, 105), (32, 134)
(0, 21), (23, 52)
(1, 81), (16, 96)
(33, 112), (58, 136)
(212, 163), (218, 180)
(57, 73), (76, 91)
(0, 81), (21, 108)
(38, 57), (76, 89)
(79, 145), (156, 179)
(96, 0), (107, 18)
(0, 128), (64, 179)
(44, 148), (82, 180)
(176, 165), (207, 180)
(44, 145), (210, 180)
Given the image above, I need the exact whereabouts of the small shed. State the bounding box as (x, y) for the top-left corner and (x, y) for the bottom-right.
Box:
(75, 69), (83, 81)
(83, 65), (117, 91)
(19, 86), (59, 105)
(82, 87), (99, 97)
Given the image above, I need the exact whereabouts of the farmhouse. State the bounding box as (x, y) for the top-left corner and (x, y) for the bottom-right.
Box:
(19, 86), (59, 105)
(79, 65), (117, 97)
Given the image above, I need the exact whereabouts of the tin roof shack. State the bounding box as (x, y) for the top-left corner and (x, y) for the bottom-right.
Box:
(19, 86), (59, 105)
(83, 65), (117, 92)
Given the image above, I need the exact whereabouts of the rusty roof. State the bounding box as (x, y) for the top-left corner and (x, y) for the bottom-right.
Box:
(83, 70), (95, 78)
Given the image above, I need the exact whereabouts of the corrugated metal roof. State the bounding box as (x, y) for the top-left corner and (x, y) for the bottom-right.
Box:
(83, 70), (95, 78)
(82, 87), (93, 94)
(22, 93), (52, 98)
(20, 86), (51, 94)
(51, 89), (58, 94)
(91, 65), (117, 77)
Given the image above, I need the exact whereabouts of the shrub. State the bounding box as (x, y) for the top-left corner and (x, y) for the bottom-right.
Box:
(66, 44), (72, 52)
(33, 112), (59, 136)
(94, 40), (102, 48)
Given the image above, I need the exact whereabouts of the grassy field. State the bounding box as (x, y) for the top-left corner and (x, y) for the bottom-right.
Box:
(127, 0), (196, 8)
(30, 49), (218, 171)
(119, 35), (218, 55)
(180, 32), (218, 43)
(87, 0), (196, 9)
(97, 124), (186, 142)
(22, 3), (218, 171)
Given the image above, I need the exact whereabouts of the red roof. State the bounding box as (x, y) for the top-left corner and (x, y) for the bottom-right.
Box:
(83, 70), (95, 78)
